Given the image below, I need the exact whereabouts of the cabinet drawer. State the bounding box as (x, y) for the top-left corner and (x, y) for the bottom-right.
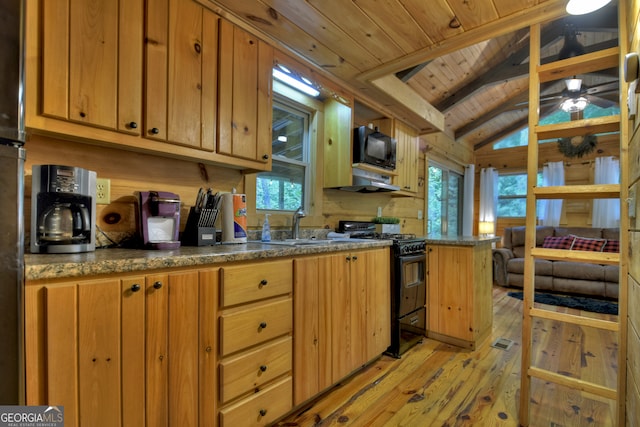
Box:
(220, 336), (292, 403)
(220, 299), (292, 356)
(219, 376), (292, 427)
(221, 260), (292, 307)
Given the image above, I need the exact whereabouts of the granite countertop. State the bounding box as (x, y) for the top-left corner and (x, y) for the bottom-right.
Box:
(423, 235), (501, 246)
(25, 239), (392, 281)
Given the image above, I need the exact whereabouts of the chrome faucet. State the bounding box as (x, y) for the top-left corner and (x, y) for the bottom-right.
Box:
(292, 206), (306, 239)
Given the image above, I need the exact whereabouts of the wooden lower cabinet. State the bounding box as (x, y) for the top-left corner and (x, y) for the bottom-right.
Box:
(293, 248), (390, 405)
(427, 243), (493, 349)
(24, 268), (218, 427)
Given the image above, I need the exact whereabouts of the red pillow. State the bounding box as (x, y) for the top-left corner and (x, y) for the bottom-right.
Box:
(603, 239), (620, 253)
(542, 235), (575, 249)
(570, 235), (606, 252)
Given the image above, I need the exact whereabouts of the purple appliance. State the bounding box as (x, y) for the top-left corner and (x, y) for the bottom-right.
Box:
(138, 191), (181, 250)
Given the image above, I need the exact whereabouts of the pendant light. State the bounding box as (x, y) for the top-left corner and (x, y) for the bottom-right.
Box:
(566, 0), (612, 15)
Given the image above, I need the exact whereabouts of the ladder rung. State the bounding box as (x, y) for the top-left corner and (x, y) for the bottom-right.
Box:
(529, 307), (619, 331)
(528, 366), (617, 400)
(534, 184), (620, 199)
(531, 248), (620, 265)
(537, 46), (619, 83)
(535, 115), (620, 139)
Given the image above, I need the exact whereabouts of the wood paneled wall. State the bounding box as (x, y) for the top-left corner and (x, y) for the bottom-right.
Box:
(626, 0), (640, 422)
(24, 134), (244, 245)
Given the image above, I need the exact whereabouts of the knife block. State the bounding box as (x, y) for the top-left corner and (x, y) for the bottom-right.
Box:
(181, 207), (219, 246)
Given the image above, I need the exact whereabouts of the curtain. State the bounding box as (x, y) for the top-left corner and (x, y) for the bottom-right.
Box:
(592, 156), (620, 228)
(539, 161), (564, 226)
(478, 167), (498, 232)
(462, 164), (475, 236)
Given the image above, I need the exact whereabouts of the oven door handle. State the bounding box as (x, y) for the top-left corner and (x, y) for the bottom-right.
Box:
(397, 253), (426, 264)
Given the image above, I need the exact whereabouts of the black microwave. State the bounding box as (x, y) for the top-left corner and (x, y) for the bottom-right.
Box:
(353, 126), (396, 170)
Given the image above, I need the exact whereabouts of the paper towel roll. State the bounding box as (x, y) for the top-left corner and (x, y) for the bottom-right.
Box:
(221, 192), (247, 243)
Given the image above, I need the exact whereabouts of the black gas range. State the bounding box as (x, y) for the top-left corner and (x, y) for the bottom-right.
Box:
(338, 221), (427, 357)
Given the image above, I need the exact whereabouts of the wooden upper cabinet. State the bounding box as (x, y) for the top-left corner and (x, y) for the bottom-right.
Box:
(393, 120), (419, 193)
(218, 19), (274, 164)
(145, 0), (218, 150)
(41, 0), (142, 133)
(323, 98), (354, 188)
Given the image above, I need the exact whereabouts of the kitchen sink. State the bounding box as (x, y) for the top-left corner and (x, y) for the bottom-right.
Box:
(258, 238), (334, 246)
(254, 237), (373, 246)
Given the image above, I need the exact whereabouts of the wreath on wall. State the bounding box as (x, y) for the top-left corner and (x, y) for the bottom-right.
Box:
(556, 134), (598, 158)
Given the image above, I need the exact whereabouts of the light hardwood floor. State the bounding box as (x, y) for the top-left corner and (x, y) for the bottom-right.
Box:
(275, 286), (618, 427)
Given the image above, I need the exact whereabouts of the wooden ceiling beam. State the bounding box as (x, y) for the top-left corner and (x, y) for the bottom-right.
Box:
(438, 37), (618, 112)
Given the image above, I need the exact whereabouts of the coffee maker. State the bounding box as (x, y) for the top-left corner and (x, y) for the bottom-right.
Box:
(138, 191), (181, 250)
(31, 165), (97, 253)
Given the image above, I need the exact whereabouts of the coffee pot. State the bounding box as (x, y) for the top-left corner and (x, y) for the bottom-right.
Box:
(38, 202), (90, 243)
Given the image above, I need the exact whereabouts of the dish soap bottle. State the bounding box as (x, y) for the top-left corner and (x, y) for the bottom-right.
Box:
(261, 214), (271, 242)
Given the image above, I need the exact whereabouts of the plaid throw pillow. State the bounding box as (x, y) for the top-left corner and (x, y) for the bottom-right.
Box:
(570, 235), (606, 252)
(603, 239), (620, 253)
(542, 235), (575, 249)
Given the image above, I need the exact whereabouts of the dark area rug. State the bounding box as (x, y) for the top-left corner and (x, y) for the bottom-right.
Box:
(507, 291), (618, 315)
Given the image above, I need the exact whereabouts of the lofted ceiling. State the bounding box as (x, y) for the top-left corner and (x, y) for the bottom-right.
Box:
(198, 0), (620, 151)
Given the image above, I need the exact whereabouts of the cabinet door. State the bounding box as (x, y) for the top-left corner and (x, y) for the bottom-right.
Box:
(43, 279), (123, 427)
(293, 255), (332, 405)
(121, 277), (146, 427)
(428, 246), (472, 340)
(323, 98), (354, 188)
(348, 252), (367, 370)
(145, 0), (217, 149)
(394, 121), (419, 193)
(41, 0), (142, 133)
(218, 19), (273, 164)
(365, 248), (391, 360)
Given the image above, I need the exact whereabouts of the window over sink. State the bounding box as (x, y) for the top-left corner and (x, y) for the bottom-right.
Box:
(256, 97), (311, 212)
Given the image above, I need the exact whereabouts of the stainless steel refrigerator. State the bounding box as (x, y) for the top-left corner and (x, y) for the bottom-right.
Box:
(0, 0), (26, 404)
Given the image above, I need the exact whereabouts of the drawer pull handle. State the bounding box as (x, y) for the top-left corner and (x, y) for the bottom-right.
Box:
(259, 365), (267, 372)
(259, 279), (268, 287)
(130, 283), (141, 292)
(153, 281), (163, 290)
(259, 321), (267, 329)
(259, 409), (267, 417)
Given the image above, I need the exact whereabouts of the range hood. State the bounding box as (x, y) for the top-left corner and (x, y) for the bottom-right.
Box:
(339, 167), (400, 193)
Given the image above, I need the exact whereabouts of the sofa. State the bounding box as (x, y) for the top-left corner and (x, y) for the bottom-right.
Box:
(493, 226), (620, 300)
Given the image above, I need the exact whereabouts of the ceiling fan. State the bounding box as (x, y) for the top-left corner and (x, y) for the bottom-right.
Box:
(539, 79), (619, 113)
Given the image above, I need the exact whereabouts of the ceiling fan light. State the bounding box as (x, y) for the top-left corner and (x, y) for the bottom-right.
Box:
(565, 78), (582, 92)
(561, 96), (589, 113)
(566, 0), (612, 15)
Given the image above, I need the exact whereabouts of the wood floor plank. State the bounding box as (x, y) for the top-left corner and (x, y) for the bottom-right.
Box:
(276, 286), (618, 427)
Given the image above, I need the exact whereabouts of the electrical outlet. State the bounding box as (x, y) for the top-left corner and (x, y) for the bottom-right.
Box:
(96, 178), (111, 204)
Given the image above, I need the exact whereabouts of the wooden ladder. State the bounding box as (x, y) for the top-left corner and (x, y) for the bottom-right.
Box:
(519, 18), (629, 426)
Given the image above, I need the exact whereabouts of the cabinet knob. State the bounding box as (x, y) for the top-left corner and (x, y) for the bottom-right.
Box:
(150, 127), (160, 135)
(259, 279), (268, 287)
(262, 154), (269, 161)
(153, 281), (163, 289)
(346, 256), (351, 261)
(128, 121), (138, 129)
(352, 256), (358, 261)
(259, 365), (267, 372)
(259, 321), (267, 329)
(259, 409), (267, 417)
(130, 283), (141, 292)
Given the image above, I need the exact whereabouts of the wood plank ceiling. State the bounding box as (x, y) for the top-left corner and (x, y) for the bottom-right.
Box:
(199, 0), (619, 151)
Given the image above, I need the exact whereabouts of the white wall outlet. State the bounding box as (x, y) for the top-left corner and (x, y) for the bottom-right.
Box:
(96, 178), (111, 204)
